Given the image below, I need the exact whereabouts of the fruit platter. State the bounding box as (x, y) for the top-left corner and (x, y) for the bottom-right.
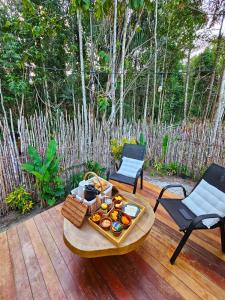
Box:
(88, 194), (145, 246)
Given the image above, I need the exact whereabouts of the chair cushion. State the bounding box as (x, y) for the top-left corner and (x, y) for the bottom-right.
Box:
(109, 172), (136, 186)
(182, 179), (225, 228)
(159, 198), (207, 230)
(117, 157), (144, 178)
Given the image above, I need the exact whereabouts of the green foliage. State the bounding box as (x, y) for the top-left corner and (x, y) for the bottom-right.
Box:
(70, 160), (106, 188)
(153, 160), (191, 178)
(153, 161), (165, 173)
(111, 137), (137, 161)
(85, 160), (106, 177)
(5, 186), (33, 214)
(70, 0), (90, 12)
(70, 172), (84, 188)
(97, 96), (109, 112)
(166, 161), (179, 175)
(162, 134), (169, 162)
(138, 132), (146, 145)
(129, 0), (144, 10)
(22, 139), (64, 207)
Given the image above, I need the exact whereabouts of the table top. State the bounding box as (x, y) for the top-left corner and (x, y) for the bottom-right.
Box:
(63, 191), (155, 258)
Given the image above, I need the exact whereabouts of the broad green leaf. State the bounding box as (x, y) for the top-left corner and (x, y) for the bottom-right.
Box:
(27, 145), (42, 166)
(45, 139), (57, 164)
(21, 163), (35, 173)
(47, 197), (56, 206)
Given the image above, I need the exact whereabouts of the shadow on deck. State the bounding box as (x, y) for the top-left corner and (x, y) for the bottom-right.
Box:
(0, 180), (225, 299)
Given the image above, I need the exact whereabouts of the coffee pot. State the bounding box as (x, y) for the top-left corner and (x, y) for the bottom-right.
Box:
(84, 184), (100, 201)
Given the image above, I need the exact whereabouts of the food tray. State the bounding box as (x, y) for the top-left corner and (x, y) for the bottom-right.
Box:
(88, 194), (145, 246)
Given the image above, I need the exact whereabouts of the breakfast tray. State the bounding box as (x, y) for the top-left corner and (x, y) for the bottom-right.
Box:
(88, 194), (145, 246)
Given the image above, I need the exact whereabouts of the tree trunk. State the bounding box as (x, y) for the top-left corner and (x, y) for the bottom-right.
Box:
(119, 2), (131, 128)
(211, 63), (225, 144)
(188, 69), (200, 118)
(77, 10), (88, 129)
(144, 73), (150, 122)
(89, 3), (95, 124)
(109, 0), (118, 124)
(183, 48), (191, 122)
(204, 14), (224, 121)
(151, 0), (158, 124)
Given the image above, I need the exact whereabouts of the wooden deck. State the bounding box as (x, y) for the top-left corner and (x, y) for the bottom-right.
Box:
(1, 180), (225, 300)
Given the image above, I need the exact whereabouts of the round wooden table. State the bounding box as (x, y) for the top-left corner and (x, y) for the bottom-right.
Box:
(63, 191), (155, 258)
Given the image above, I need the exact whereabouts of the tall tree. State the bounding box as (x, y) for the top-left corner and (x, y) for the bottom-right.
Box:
(109, 0), (118, 123)
(119, 0), (131, 128)
(211, 62), (225, 144)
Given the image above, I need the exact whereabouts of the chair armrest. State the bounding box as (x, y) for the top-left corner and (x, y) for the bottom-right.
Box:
(188, 213), (224, 230)
(158, 184), (187, 199)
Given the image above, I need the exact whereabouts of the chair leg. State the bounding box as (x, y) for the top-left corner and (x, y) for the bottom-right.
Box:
(170, 229), (192, 264)
(220, 223), (225, 253)
(153, 200), (159, 212)
(133, 184), (137, 194)
(140, 171), (143, 189)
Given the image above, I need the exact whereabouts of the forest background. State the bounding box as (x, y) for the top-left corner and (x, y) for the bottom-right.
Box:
(0, 0), (225, 130)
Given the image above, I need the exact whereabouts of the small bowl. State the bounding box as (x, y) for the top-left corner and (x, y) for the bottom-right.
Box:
(100, 217), (112, 231)
(114, 200), (123, 210)
(111, 221), (123, 237)
(120, 213), (132, 229)
(110, 209), (120, 221)
(90, 211), (102, 224)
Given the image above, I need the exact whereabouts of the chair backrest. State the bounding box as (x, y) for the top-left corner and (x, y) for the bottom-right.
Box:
(182, 163), (225, 228)
(122, 144), (146, 161)
(201, 163), (225, 193)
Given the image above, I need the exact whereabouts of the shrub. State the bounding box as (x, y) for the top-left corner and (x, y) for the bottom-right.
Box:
(85, 160), (106, 177)
(111, 137), (136, 161)
(70, 172), (84, 188)
(22, 139), (64, 207)
(5, 186), (33, 214)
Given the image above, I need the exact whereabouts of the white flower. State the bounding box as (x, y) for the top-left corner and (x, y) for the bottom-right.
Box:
(66, 69), (72, 76)
(19, 16), (24, 22)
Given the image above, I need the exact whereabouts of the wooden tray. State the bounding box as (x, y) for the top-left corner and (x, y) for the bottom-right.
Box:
(88, 194), (145, 246)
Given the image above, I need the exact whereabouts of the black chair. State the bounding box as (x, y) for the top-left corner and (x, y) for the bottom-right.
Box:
(107, 144), (146, 194)
(154, 163), (225, 264)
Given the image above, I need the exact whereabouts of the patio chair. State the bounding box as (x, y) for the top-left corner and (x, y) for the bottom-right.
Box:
(154, 163), (225, 264)
(107, 144), (146, 194)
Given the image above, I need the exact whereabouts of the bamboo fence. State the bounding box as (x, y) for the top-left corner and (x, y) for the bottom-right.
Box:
(1, 109), (225, 215)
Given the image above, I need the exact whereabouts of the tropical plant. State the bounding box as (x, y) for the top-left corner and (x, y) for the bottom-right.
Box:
(161, 134), (169, 163)
(5, 186), (33, 214)
(111, 137), (136, 161)
(85, 160), (106, 177)
(138, 132), (147, 145)
(70, 171), (84, 188)
(166, 161), (179, 175)
(22, 139), (64, 207)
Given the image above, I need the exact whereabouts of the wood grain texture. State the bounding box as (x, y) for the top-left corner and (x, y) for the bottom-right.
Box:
(1, 180), (225, 300)
(7, 227), (33, 300)
(0, 231), (16, 300)
(63, 191), (154, 257)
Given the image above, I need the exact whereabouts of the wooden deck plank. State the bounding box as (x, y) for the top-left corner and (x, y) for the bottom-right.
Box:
(1, 179), (225, 300)
(7, 227), (33, 300)
(137, 245), (201, 300)
(151, 225), (225, 299)
(17, 222), (50, 300)
(34, 213), (83, 300)
(46, 208), (115, 300)
(25, 218), (67, 300)
(0, 231), (16, 300)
